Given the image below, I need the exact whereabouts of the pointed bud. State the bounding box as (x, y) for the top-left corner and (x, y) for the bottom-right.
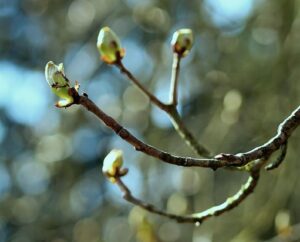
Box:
(97, 27), (125, 64)
(171, 28), (193, 57)
(45, 61), (74, 107)
(102, 149), (127, 183)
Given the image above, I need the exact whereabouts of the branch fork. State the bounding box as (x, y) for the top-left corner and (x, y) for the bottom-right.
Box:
(45, 27), (300, 225)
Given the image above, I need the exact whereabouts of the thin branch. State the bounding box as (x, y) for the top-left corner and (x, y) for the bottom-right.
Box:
(265, 142), (288, 171)
(114, 170), (259, 224)
(77, 94), (300, 169)
(168, 107), (211, 157)
(189, 170), (260, 223)
(115, 177), (192, 223)
(169, 53), (181, 106)
(115, 61), (169, 112)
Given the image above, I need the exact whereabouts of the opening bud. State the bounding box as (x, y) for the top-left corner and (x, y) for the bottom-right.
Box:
(171, 28), (193, 57)
(97, 27), (125, 64)
(45, 61), (74, 107)
(102, 149), (127, 183)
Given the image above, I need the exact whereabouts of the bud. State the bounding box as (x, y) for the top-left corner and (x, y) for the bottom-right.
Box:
(45, 61), (74, 107)
(102, 149), (127, 183)
(45, 61), (68, 86)
(97, 27), (125, 64)
(171, 28), (193, 57)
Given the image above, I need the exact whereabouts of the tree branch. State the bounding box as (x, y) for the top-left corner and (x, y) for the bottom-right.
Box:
(236, 106), (300, 165)
(189, 170), (260, 223)
(78, 95), (219, 168)
(77, 94), (300, 169)
(115, 177), (192, 223)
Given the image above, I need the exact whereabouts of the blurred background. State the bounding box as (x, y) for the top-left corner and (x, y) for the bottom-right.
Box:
(0, 0), (300, 241)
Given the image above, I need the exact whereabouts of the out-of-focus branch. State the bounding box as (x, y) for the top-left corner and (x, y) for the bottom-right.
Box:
(168, 53), (211, 157)
(263, 222), (300, 242)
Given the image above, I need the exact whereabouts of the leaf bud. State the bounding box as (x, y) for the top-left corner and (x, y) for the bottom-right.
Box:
(171, 28), (194, 57)
(97, 27), (125, 64)
(45, 61), (74, 107)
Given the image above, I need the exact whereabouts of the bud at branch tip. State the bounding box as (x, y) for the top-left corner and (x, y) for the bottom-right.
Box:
(97, 27), (125, 64)
(102, 149), (128, 183)
(45, 61), (75, 108)
(171, 28), (194, 57)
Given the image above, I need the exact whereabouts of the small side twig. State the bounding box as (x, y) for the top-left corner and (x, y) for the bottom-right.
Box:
(265, 142), (288, 171)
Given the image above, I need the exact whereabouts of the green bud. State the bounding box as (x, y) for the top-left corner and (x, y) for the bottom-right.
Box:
(97, 27), (125, 64)
(45, 61), (74, 107)
(102, 149), (126, 183)
(45, 61), (68, 86)
(171, 28), (194, 57)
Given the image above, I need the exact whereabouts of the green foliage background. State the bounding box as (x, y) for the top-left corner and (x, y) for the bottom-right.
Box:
(0, 0), (299, 241)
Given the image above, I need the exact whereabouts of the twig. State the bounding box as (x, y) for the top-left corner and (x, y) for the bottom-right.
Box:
(168, 53), (211, 157)
(265, 142), (288, 171)
(114, 169), (259, 224)
(168, 107), (211, 157)
(76, 94), (300, 169)
(115, 177), (192, 223)
(115, 61), (169, 112)
(189, 170), (260, 223)
(169, 53), (181, 106)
